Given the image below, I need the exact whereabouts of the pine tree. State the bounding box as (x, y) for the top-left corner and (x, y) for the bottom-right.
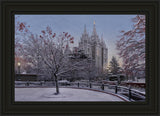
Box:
(109, 56), (120, 74)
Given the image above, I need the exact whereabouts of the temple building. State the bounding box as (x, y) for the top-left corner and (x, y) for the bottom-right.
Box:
(78, 21), (108, 72)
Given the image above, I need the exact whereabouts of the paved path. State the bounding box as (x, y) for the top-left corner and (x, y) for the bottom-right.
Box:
(15, 88), (125, 101)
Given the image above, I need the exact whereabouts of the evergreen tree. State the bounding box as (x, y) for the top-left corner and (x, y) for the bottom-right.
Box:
(109, 56), (120, 74)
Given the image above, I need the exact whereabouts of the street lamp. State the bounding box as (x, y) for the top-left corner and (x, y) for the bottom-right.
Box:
(17, 62), (21, 74)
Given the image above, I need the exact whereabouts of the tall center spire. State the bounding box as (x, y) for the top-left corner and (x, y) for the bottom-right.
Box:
(92, 20), (97, 36)
(94, 20), (95, 25)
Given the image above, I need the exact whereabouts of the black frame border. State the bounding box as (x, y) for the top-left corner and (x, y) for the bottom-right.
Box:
(0, 0), (159, 115)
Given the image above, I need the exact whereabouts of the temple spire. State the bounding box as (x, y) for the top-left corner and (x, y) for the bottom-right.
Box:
(92, 20), (97, 36)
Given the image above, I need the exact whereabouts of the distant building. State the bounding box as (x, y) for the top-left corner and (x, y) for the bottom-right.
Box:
(63, 21), (108, 74)
(78, 21), (108, 73)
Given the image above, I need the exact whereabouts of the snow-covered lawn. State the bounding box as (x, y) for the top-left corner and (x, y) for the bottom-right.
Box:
(15, 88), (125, 102)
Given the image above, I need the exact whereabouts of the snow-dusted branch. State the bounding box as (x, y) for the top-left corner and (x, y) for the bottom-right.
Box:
(116, 15), (145, 80)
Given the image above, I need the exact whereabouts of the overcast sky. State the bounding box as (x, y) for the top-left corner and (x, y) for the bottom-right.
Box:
(15, 14), (137, 66)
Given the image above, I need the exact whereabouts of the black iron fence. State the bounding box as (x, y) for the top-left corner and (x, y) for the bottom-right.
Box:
(15, 81), (145, 101)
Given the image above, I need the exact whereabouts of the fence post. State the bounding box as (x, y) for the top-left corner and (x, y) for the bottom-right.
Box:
(101, 84), (104, 90)
(115, 85), (118, 94)
(78, 82), (79, 88)
(26, 81), (29, 86)
(129, 86), (132, 101)
(40, 81), (42, 86)
(90, 83), (92, 88)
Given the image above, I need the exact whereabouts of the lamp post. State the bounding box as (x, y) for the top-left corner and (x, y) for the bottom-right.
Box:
(17, 62), (21, 74)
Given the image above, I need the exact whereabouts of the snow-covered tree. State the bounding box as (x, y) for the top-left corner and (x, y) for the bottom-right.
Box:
(116, 15), (145, 80)
(83, 59), (98, 82)
(15, 16), (31, 73)
(36, 26), (87, 94)
(20, 34), (44, 74)
(17, 24), (91, 94)
(109, 56), (120, 75)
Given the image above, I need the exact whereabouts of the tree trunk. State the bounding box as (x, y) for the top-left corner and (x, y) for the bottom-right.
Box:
(54, 74), (59, 95)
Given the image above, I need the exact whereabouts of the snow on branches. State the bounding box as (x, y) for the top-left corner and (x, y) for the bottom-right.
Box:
(116, 15), (145, 80)
(18, 25), (78, 94)
(15, 17), (32, 73)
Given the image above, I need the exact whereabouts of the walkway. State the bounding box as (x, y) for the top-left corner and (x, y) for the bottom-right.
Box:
(15, 87), (126, 101)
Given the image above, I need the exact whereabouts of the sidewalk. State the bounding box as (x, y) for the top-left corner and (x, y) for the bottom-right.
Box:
(15, 87), (126, 102)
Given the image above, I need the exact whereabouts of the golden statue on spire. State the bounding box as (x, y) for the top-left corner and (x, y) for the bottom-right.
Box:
(94, 20), (95, 25)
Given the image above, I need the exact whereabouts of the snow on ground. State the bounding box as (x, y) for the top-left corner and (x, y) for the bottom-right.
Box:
(15, 88), (124, 102)
(125, 78), (145, 83)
